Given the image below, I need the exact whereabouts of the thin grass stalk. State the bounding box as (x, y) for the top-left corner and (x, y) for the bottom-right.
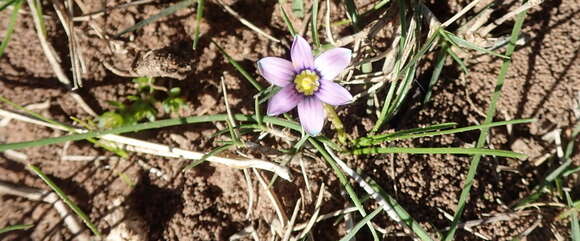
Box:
(443, 8), (529, 241)
(0, 224), (33, 234)
(0, 0), (22, 58)
(308, 139), (381, 241)
(192, 0), (204, 49)
(352, 147), (526, 159)
(27, 164), (102, 237)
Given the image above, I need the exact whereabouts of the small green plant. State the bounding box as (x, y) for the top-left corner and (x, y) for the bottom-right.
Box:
(98, 77), (186, 128)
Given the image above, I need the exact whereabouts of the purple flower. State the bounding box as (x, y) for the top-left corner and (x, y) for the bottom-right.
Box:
(257, 36), (353, 136)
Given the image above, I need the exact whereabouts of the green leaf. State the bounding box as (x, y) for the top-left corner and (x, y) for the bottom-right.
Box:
(169, 87), (181, 96)
(98, 112), (125, 129)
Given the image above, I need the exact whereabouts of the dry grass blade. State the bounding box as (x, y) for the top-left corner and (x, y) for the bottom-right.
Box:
(26, 0), (71, 86)
(73, 0), (155, 21)
(281, 199), (301, 241)
(253, 168), (289, 231)
(216, 0), (280, 42)
(324, 0), (336, 45)
(479, 0), (543, 36)
(297, 183), (325, 239)
(52, 0), (85, 88)
(441, 0), (483, 27)
(243, 169), (255, 218)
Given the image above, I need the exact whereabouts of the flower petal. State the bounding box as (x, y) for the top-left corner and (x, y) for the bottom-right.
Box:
(315, 79), (353, 106)
(314, 48), (352, 81)
(298, 97), (325, 136)
(291, 35), (315, 71)
(267, 85), (303, 116)
(257, 57), (295, 87)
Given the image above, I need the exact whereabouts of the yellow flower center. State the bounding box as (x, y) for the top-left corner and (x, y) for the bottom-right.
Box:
(293, 70), (320, 96)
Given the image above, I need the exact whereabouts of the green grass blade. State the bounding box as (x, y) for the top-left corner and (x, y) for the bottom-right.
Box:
(372, 0), (391, 10)
(359, 119), (534, 146)
(446, 47), (468, 74)
(423, 43), (448, 103)
(326, 144), (435, 240)
(184, 144), (233, 169)
(371, 78), (397, 132)
(372, 62), (416, 132)
(115, 0), (194, 37)
(309, 139), (381, 241)
(398, 33), (440, 79)
(339, 207), (383, 241)
(352, 147), (526, 159)
(279, 3), (296, 36)
(27, 164), (101, 237)
(343, 0), (359, 31)
(311, 0), (320, 48)
(441, 29), (509, 59)
(366, 178), (436, 240)
(0, 224), (33, 234)
(192, 0), (204, 49)
(212, 40), (264, 91)
(443, 8), (528, 241)
(31, 0), (46, 37)
(0, 0), (22, 58)
(291, 0), (304, 18)
(0, 0), (17, 12)
(515, 121), (579, 207)
(0, 114), (302, 151)
(566, 190), (580, 241)
(359, 122), (457, 146)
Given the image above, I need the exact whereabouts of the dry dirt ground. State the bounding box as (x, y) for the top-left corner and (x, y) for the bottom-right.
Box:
(0, 0), (579, 240)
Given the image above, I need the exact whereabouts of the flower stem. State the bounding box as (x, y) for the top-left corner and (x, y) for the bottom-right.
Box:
(323, 104), (347, 144)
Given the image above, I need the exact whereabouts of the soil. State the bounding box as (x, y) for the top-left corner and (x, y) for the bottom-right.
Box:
(0, 0), (579, 241)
